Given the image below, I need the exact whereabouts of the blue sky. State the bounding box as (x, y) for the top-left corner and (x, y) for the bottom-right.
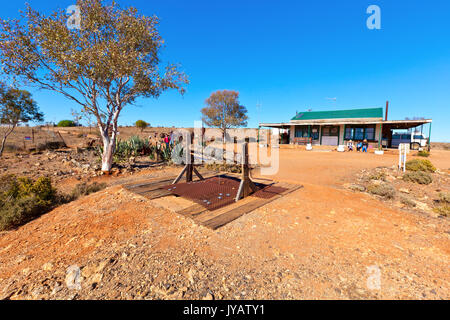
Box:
(2, 0), (450, 141)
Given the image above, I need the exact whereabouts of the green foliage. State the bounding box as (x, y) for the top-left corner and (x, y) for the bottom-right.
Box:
(403, 171), (433, 185)
(417, 150), (430, 157)
(0, 87), (42, 125)
(114, 135), (152, 161)
(135, 120), (149, 132)
(367, 182), (396, 199)
(0, 0), (188, 171)
(57, 120), (76, 127)
(97, 136), (178, 164)
(1, 87), (42, 156)
(0, 175), (108, 230)
(405, 159), (436, 173)
(0, 175), (58, 230)
(201, 90), (248, 133)
(149, 142), (177, 163)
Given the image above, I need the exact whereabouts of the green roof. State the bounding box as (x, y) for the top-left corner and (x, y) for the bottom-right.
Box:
(291, 108), (383, 121)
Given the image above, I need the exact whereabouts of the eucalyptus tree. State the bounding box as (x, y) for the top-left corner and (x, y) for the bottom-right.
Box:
(0, 0), (188, 171)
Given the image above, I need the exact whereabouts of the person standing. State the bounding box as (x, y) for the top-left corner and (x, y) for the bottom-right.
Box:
(164, 134), (170, 149)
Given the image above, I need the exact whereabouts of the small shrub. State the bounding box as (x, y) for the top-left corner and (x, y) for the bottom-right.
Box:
(439, 192), (450, 204)
(367, 182), (396, 199)
(36, 141), (66, 151)
(405, 159), (436, 173)
(70, 182), (107, 200)
(0, 175), (59, 231)
(369, 171), (386, 181)
(403, 171), (433, 185)
(433, 205), (450, 217)
(399, 195), (416, 207)
(206, 163), (242, 174)
(57, 120), (76, 127)
(417, 150), (430, 157)
(347, 184), (366, 192)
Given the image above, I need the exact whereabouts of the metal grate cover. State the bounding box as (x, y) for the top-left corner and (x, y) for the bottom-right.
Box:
(162, 175), (287, 211)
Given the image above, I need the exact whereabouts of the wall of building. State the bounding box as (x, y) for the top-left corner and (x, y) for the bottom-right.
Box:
(289, 123), (383, 146)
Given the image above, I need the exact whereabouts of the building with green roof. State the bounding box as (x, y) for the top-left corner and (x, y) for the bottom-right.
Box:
(260, 107), (432, 149)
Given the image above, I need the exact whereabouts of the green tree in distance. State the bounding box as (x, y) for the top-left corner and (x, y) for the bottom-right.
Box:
(0, 84), (43, 156)
(135, 120), (149, 132)
(201, 90), (248, 137)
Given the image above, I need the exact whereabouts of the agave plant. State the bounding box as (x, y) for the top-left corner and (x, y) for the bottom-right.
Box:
(97, 135), (153, 163)
(149, 142), (181, 163)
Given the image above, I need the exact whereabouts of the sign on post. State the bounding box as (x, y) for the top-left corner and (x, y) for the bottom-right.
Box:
(398, 143), (410, 172)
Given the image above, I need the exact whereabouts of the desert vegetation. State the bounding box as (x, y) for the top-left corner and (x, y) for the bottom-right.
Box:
(0, 85), (43, 157)
(348, 157), (449, 218)
(0, 0), (188, 172)
(0, 174), (106, 231)
(201, 90), (248, 137)
(57, 120), (76, 127)
(135, 120), (150, 133)
(405, 159), (436, 173)
(434, 192), (450, 217)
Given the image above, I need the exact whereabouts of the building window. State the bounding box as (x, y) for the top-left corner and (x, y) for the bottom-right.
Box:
(354, 128), (364, 140)
(311, 126), (320, 140)
(345, 125), (376, 141)
(295, 126), (309, 138)
(365, 127), (375, 140)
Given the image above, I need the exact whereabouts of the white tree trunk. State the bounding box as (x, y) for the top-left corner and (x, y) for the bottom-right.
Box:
(99, 114), (119, 173)
(101, 135), (115, 172)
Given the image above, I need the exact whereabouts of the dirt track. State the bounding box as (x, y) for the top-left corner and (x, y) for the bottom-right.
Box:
(0, 149), (449, 300)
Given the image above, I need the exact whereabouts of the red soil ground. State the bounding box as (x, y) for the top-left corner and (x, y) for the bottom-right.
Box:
(0, 149), (449, 299)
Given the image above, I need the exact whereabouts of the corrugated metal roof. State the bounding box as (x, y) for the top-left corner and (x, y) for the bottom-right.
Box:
(291, 108), (383, 121)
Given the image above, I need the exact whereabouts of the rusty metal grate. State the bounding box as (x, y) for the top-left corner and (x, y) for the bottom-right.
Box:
(162, 175), (287, 211)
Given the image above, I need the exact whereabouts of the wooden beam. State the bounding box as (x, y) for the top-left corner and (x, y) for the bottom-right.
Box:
(235, 142), (257, 202)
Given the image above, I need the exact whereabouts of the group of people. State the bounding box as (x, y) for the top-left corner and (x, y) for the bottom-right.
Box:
(347, 139), (369, 152)
(150, 131), (174, 149)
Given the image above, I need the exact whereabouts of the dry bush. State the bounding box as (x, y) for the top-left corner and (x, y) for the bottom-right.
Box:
(399, 195), (416, 207)
(367, 183), (396, 199)
(417, 150), (430, 157)
(69, 182), (107, 201)
(434, 205), (450, 217)
(36, 141), (66, 151)
(369, 171), (387, 181)
(439, 192), (450, 204)
(405, 159), (436, 173)
(403, 171), (433, 185)
(205, 163), (242, 174)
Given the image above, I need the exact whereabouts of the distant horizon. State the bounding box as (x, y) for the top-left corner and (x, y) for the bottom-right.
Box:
(2, 0), (449, 142)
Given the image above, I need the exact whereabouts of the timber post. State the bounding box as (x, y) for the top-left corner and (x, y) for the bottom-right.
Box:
(173, 132), (204, 184)
(235, 140), (258, 202)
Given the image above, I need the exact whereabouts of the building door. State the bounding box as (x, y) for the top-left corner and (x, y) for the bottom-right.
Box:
(321, 126), (340, 146)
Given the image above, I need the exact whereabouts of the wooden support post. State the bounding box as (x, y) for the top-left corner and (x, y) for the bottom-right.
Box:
(235, 141), (257, 202)
(186, 152), (194, 183)
(172, 136), (205, 184)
